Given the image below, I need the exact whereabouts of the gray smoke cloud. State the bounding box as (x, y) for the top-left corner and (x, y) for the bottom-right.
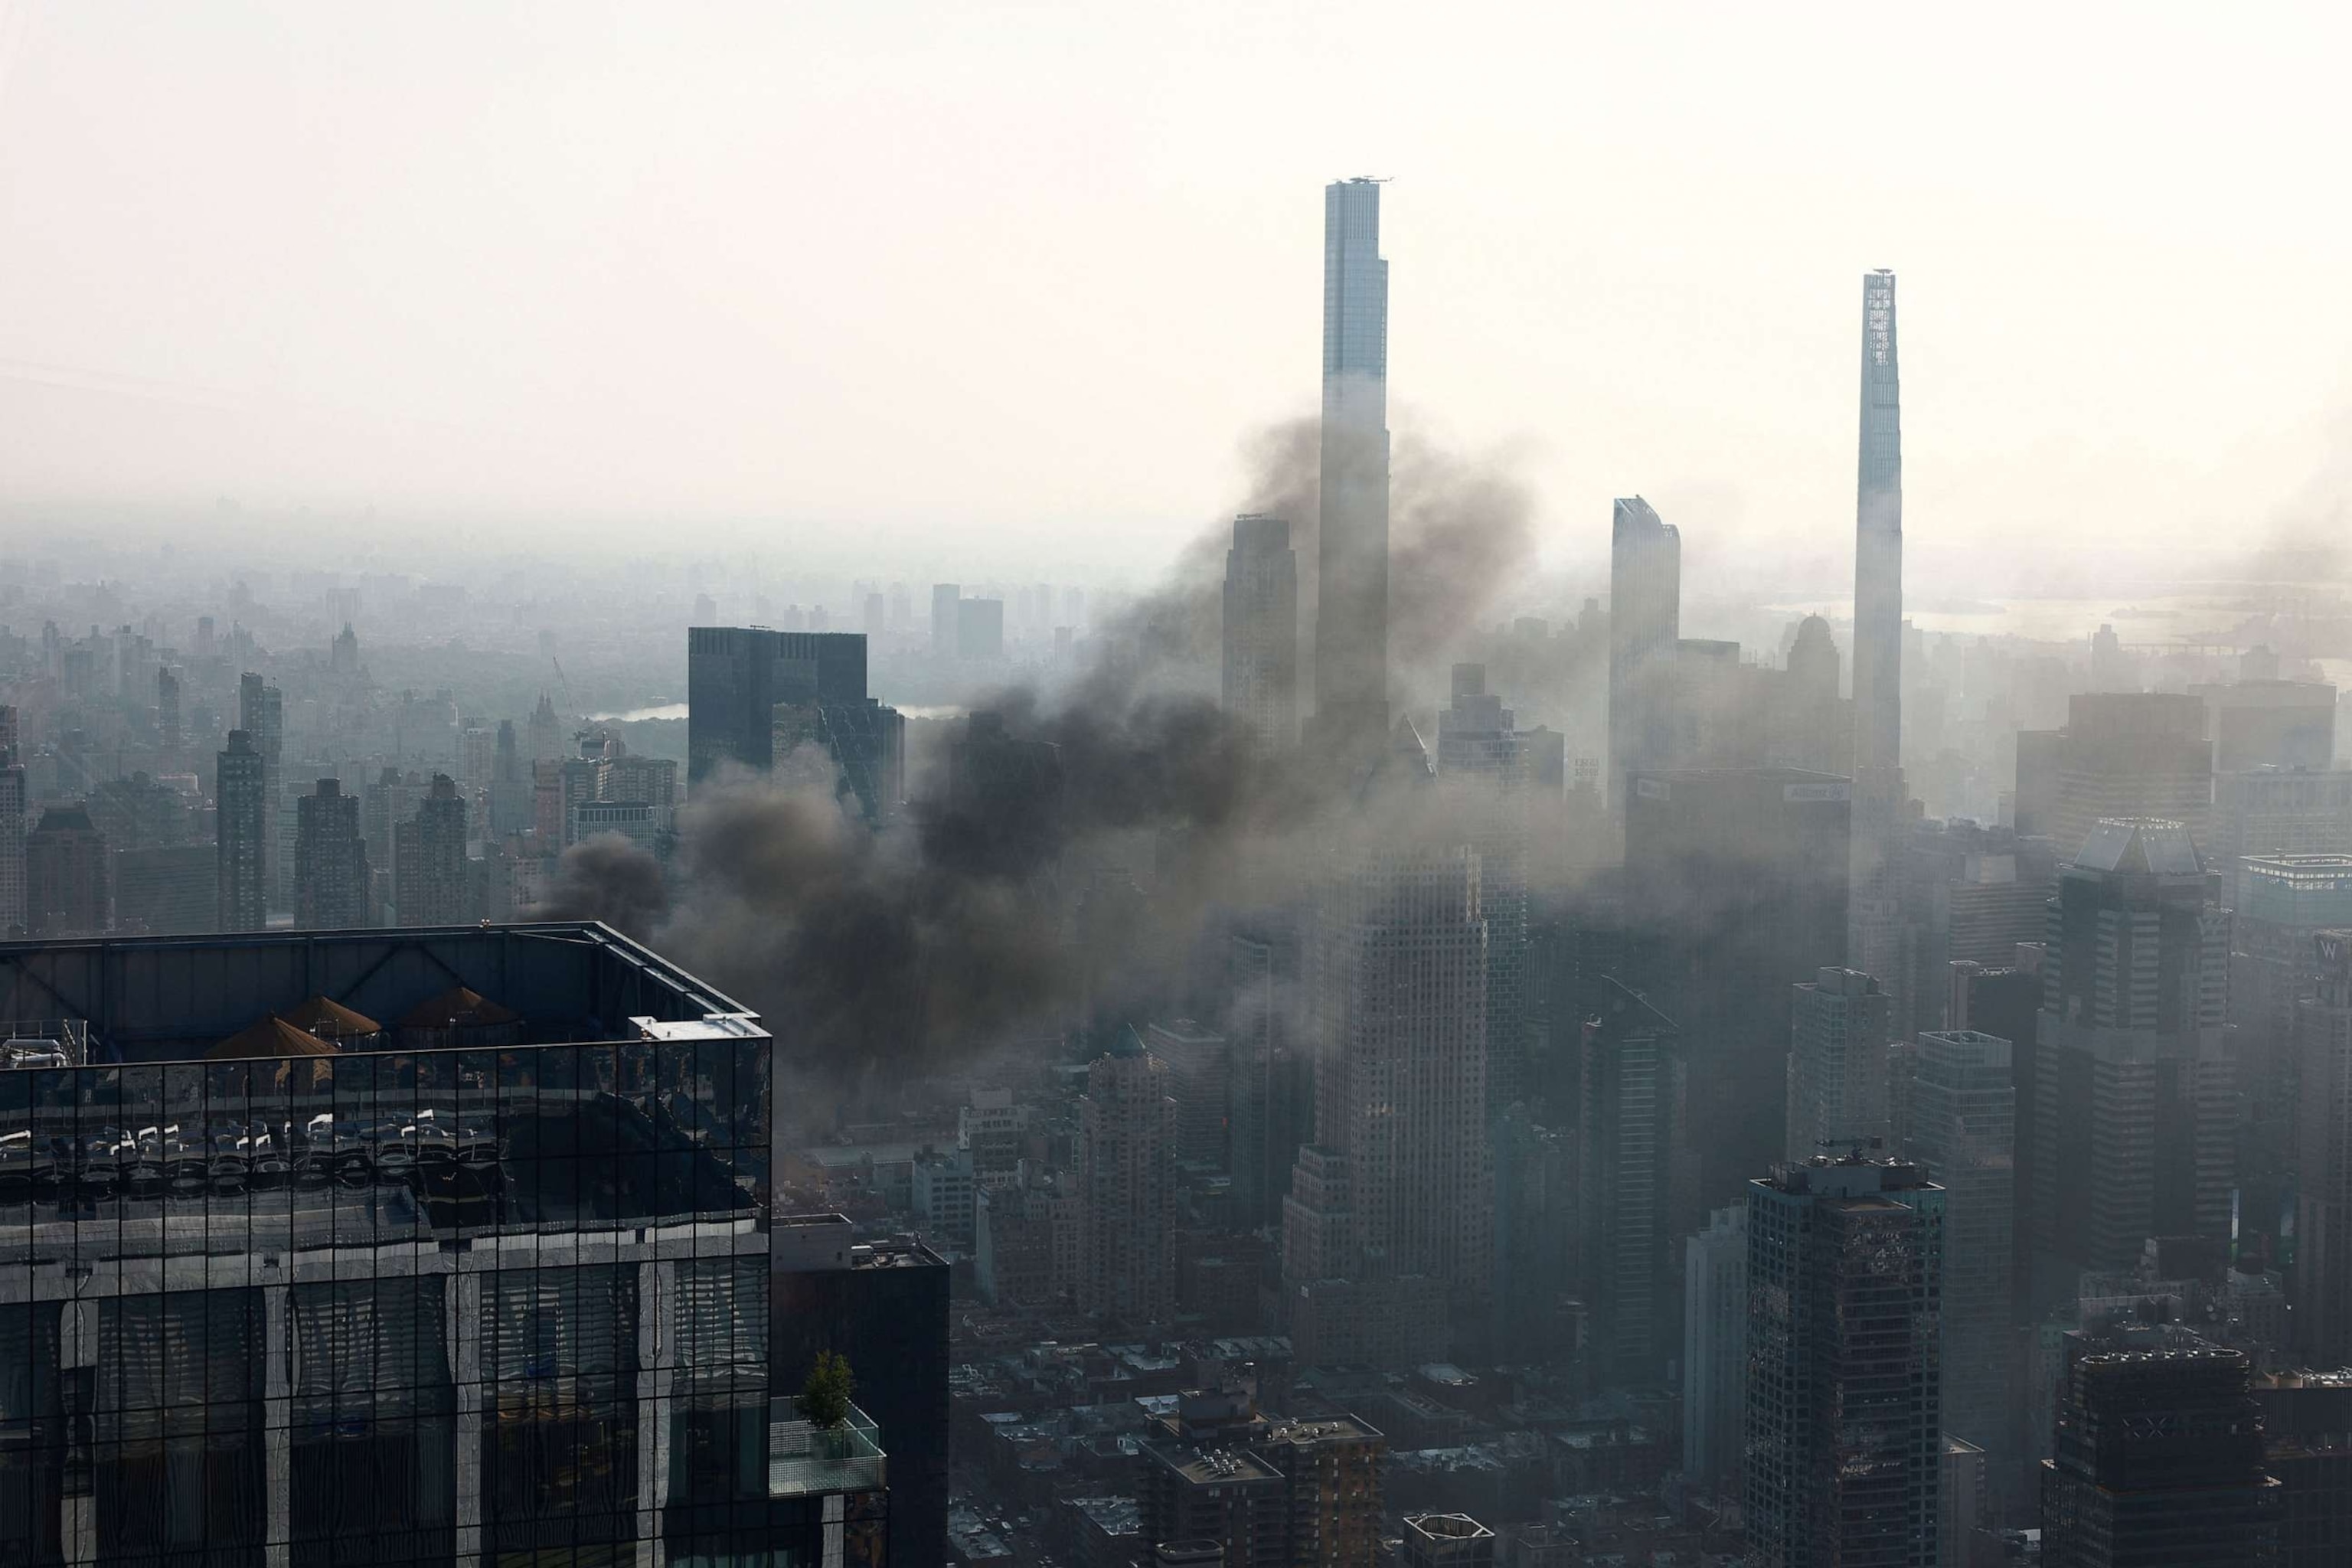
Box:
(1105, 415), (1541, 707)
(543, 414), (1561, 1129)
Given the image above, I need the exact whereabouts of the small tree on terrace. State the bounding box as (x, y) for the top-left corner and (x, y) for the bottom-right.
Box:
(796, 1350), (854, 1430)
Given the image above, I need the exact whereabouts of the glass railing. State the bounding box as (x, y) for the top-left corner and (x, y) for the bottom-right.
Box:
(766, 1400), (885, 1498)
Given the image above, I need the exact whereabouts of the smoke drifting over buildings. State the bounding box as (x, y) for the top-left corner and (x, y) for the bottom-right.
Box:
(546, 410), (1552, 1122)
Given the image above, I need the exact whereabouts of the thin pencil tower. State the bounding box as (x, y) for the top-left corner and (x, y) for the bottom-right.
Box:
(1309, 178), (1393, 764)
(1849, 270), (1906, 996)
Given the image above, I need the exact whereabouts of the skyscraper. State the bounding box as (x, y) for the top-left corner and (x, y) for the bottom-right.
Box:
(1625, 767), (1851, 1204)
(1579, 978), (1690, 1388)
(1437, 664), (1530, 1115)
(1746, 1153), (1945, 1568)
(929, 583), (959, 659)
(688, 625), (861, 780)
(394, 773), (470, 925)
(24, 804), (110, 937)
(2047, 694), (2214, 856)
(216, 728), (268, 931)
(1849, 270), (1907, 1007)
(1606, 496), (1681, 807)
(1683, 1204), (1749, 1501)
(1907, 1029), (2017, 1468)
(1785, 967), (1892, 1161)
(155, 665), (181, 750)
(1853, 270), (1903, 794)
(1227, 920), (1309, 1231)
(2294, 929), (2352, 1365)
(1310, 177), (1391, 762)
(2031, 818), (2233, 1277)
(2040, 1336), (2278, 1566)
(1282, 831), (1492, 1348)
(1076, 1027), (1178, 1326)
(238, 671), (285, 910)
(0, 707), (24, 935)
(1221, 513), (1298, 752)
(294, 777), (370, 929)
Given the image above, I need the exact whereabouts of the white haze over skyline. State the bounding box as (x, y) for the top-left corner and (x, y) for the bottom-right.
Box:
(2, 2), (2350, 607)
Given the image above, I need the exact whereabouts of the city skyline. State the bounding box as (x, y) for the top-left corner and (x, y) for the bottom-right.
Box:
(8, 11), (2352, 1561)
(2, 8), (2350, 595)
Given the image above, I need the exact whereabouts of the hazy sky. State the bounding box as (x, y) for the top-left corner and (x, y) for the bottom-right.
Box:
(2, 2), (2348, 598)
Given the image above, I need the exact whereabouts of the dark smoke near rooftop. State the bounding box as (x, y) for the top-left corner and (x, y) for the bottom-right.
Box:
(542, 414), (1544, 1122)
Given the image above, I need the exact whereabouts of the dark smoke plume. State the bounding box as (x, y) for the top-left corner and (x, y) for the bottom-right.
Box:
(544, 414), (1544, 1125)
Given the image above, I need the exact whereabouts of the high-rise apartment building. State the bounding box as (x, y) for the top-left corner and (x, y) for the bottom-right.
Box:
(0, 925), (888, 1567)
(24, 804), (110, 937)
(1625, 768), (1851, 1204)
(1606, 496), (1680, 808)
(1310, 177), (1392, 762)
(1746, 1154), (1945, 1568)
(0, 710), (26, 935)
(1076, 1028), (1177, 1327)
(1579, 978), (1690, 1388)
(1852, 269), (1904, 799)
(1908, 1029), (2017, 1465)
(294, 777), (369, 929)
(216, 728), (268, 930)
(1683, 1204), (1749, 1501)
(1850, 270), (1909, 1015)
(1785, 967), (1892, 1161)
(2041, 1337), (2278, 1566)
(2294, 929), (2352, 1365)
(2031, 818), (2233, 1276)
(394, 773), (470, 925)
(238, 671), (285, 905)
(1221, 513), (1298, 752)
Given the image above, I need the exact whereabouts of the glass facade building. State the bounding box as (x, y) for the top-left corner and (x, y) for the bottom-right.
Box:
(0, 923), (885, 1568)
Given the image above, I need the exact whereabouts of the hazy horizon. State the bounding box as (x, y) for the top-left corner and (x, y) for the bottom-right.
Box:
(4, 2), (2350, 599)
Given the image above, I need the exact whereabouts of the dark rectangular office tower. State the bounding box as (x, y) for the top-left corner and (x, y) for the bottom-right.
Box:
(1625, 768), (1851, 1204)
(1221, 513), (1299, 753)
(0, 923), (890, 1568)
(1746, 1154), (1945, 1568)
(2042, 1340), (2278, 1566)
(772, 1217), (949, 1568)
(686, 626), (870, 786)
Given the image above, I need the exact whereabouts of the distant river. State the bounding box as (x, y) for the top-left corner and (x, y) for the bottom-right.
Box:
(588, 703), (688, 722)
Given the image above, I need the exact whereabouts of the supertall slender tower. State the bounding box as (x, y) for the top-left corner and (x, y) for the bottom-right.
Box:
(1853, 270), (1902, 786)
(1311, 178), (1392, 762)
(1849, 270), (1906, 997)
